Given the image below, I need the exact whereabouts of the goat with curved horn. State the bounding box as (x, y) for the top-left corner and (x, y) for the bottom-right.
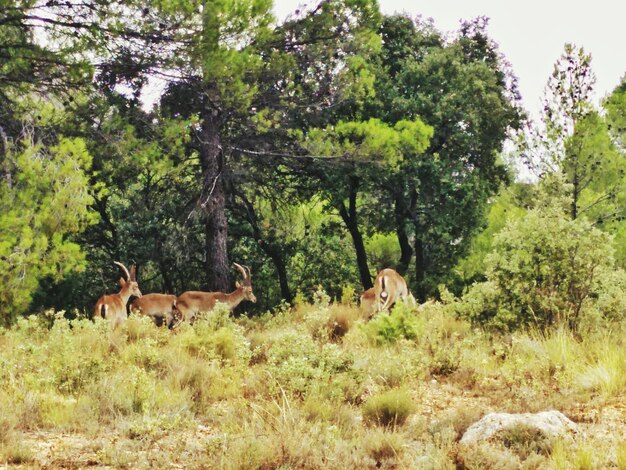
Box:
(175, 262), (257, 323)
(94, 261), (142, 328)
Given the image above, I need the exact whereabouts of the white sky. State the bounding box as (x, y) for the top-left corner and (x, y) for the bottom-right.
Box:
(273, 0), (626, 118)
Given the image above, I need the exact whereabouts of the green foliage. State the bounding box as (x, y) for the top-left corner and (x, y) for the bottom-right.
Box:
(264, 326), (353, 398)
(457, 182), (626, 331)
(542, 43), (595, 151)
(604, 77), (626, 150)
(282, 202), (360, 302)
(362, 388), (414, 427)
(532, 44), (626, 236)
(0, 135), (96, 322)
(173, 304), (251, 365)
(0, 299), (624, 467)
(198, 0), (274, 112)
(363, 15), (523, 298)
(499, 424), (553, 459)
(454, 184), (529, 288)
(597, 77), (626, 267)
(304, 118), (432, 169)
(365, 232), (401, 272)
(363, 302), (423, 345)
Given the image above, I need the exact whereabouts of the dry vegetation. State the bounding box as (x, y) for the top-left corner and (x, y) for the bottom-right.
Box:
(1, 296), (625, 469)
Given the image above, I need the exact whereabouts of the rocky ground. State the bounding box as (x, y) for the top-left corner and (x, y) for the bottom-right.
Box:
(14, 380), (625, 469)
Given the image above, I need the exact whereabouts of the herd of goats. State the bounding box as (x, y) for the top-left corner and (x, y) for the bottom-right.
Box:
(94, 262), (416, 329)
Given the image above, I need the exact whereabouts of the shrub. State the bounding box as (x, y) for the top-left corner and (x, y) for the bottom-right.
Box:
(575, 340), (626, 397)
(353, 343), (424, 390)
(0, 399), (19, 447)
(362, 389), (414, 427)
(499, 424), (554, 459)
(172, 308), (251, 365)
(456, 203), (626, 332)
(264, 329), (353, 398)
(361, 429), (406, 464)
(363, 302), (423, 345)
(302, 303), (332, 340)
(0, 442), (34, 465)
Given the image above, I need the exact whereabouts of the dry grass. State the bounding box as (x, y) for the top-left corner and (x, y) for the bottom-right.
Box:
(1, 302), (624, 468)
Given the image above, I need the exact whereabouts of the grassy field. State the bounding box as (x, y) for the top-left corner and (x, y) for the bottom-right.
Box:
(1, 296), (625, 469)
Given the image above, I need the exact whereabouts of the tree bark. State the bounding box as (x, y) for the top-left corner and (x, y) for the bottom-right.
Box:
(199, 105), (230, 291)
(0, 126), (12, 188)
(338, 178), (373, 290)
(157, 258), (175, 295)
(394, 192), (412, 275)
(571, 171), (579, 220)
(413, 234), (426, 301)
(198, 0), (230, 292)
(238, 194), (293, 303)
(267, 248), (292, 303)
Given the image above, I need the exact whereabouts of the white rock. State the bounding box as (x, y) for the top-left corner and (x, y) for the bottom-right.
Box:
(460, 410), (578, 445)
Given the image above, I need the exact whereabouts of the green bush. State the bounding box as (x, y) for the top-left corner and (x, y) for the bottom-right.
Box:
(264, 329), (353, 397)
(499, 424), (554, 459)
(457, 203), (626, 332)
(172, 305), (251, 365)
(363, 302), (423, 345)
(362, 389), (414, 427)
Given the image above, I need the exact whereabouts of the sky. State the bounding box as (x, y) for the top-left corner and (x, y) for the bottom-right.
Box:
(272, 0), (626, 119)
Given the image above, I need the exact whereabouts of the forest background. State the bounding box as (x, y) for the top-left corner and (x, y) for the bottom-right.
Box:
(0, 0), (625, 331)
(2, 1), (626, 467)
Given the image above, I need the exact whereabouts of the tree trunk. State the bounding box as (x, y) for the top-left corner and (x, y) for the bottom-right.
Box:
(267, 249), (292, 303)
(571, 172), (579, 220)
(238, 193), (292, 303)
(199, 0), (229, 292)
(338, 178), (372, 290)
(200, 106), (230, 291)
(413, 234), (426, 301)
(0, 126), (10, 188)
(158, 259), (175, 295)
(394, 193), (412, 275)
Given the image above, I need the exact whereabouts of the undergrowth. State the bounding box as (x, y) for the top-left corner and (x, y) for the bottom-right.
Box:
(0, 298), (624, 468)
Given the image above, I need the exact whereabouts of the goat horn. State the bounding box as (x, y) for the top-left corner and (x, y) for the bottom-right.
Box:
(233, 263), (247, 279)
(113, 261), (130, 280)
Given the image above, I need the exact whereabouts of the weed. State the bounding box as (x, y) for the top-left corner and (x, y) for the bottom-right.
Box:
(575, 442), (595, 470)
(364, 302), (423, 345)
(617, 440), (626, 470)
(0, 442), (34, 465)
(499, 424), (553, 459)
(0, 301), (624, 468)
(362, 388), (414, 427)
(362, 429), (404, 464)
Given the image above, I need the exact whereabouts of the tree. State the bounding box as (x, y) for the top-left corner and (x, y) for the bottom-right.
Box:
(302, 118), (433, 289)
(596, 77), (626, 266)
(28, 0), (278, 292)
(457, 175), (626, 332)
(0, 1), (101, 320)
(0, 131), (96, 323)
(453, 183), (530, 289)
(225, 0), (383, 293)
(28, 0), (385, 312)
(604, 76), (626, 150)
(530, 44), (625, 224)
(367, 15), (523, 298)
(87, 0), (383, 294)
(33, 91), (208, 313)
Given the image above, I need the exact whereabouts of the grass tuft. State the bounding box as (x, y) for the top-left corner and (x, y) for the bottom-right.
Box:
(362, 388), (414, 427)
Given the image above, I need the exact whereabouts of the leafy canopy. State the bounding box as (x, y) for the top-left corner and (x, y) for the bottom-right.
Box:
(0, 135), (96, 322)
